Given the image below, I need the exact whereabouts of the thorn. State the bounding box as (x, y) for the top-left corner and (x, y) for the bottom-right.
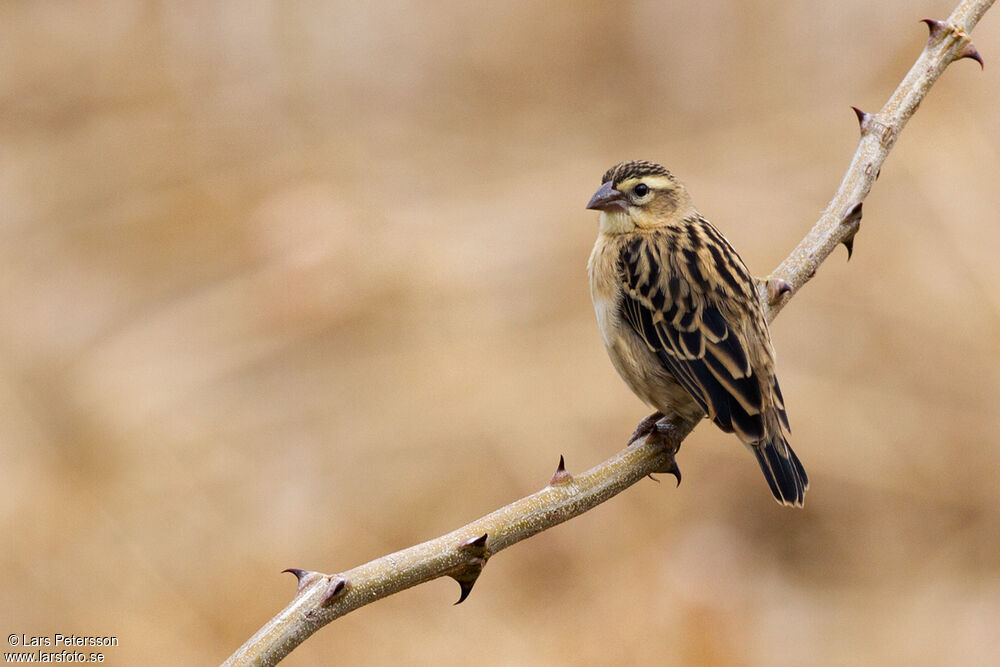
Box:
(282, 568), (308, 583)
(921, 18), (984, 69)
(921, 18), (947, 40)
(766, 278), (794, 304)
(959, 42), (984, 68)
(282, 568), (321, 592)
(842, 237), (855, 260)
(461, 533), (488, 551)
(549, 455), (573, 485)
(453, 577), (478, 605)
(851, 106), (874, 134)
(841, 202), (863, 261)
(321, 577), (348, 606)
(843, 202), (863, 224)
(662, 459), (682, 487)
(840, 202), (863, 262)
(451, 533), (490, 605)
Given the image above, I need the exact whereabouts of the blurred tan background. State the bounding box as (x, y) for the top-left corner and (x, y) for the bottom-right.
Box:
(3, 1), (1000, 665)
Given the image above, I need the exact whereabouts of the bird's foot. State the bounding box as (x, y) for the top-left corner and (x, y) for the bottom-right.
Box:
(626, 411), (664, 446)
(648, 417), (683, 487)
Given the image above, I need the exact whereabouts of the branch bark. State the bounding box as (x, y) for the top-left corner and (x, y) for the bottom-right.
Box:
(224, 2), (993, 664)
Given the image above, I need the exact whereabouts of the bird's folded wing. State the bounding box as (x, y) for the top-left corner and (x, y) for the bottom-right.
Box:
(617, 236), (785, 443)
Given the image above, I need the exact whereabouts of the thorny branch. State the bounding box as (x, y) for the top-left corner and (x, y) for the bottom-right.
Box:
(224, 2), (993, 664)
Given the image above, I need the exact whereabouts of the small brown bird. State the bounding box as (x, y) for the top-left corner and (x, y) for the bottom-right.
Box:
(586, 160), (808, 506)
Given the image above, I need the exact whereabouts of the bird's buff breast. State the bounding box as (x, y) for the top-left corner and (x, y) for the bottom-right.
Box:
(588, 235), (699, 417)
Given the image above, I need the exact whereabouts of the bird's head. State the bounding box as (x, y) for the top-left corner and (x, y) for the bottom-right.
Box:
(586, 160), (694, 234)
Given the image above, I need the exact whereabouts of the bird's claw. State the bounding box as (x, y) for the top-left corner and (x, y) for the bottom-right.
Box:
(627, 412), (683, 485)
(649, 418), (682, 486)
(626, 411), (664, 446)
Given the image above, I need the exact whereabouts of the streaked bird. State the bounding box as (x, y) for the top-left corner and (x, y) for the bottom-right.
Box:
(586, 160), (808, 506)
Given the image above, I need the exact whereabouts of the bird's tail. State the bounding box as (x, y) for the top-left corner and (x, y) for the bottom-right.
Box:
(751, 435), (808, 507)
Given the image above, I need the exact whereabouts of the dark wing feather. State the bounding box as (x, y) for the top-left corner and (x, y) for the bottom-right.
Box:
(617, 232), (767, 442)
(772, 377), (791, 434)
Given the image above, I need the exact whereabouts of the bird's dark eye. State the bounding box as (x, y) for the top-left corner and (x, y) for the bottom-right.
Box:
(634, 183), (649, 197)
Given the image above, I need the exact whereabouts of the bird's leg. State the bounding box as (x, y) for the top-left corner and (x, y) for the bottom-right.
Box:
(626, 411), (664, 446)
(647, 416), (684, 486)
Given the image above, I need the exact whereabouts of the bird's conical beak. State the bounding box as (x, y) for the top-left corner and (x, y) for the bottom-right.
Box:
(586, 181), (627, 211)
